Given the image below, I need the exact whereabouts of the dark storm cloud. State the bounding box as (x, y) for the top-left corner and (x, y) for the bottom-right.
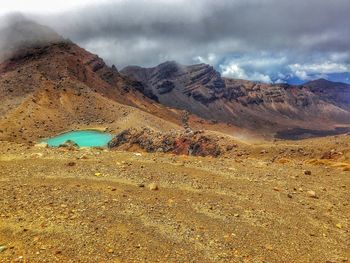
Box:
(3, 0), (350, 82)
(0, 13), (63, 60)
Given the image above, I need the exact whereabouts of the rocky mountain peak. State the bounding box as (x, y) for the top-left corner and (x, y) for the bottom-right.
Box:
(122, 61), (227, 106)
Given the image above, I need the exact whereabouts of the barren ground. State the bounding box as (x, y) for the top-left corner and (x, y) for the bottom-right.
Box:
(0, 136), (349, 263)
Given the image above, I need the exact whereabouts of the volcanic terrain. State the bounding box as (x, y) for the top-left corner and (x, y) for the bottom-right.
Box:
(0, 19), (349, 263)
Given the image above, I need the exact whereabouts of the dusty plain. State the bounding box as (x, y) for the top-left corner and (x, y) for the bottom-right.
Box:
(0, 135), (349, 263)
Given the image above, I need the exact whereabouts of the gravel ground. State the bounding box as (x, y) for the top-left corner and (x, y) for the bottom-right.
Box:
(0, 139), (349, 263)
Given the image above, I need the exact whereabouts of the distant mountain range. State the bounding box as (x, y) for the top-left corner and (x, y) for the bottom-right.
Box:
(282, 72), (350, 85)
(1, 19), (350, 142)
(122, 62), (350, 135)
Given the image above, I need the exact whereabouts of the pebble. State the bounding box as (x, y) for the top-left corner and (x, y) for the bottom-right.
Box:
(304, 170), (312, 175)
(307, 190), (317, 198)
(148, 183), (159, 191)
(265, 244), (273, 251)
(78, 154), (88, 159)
(287, 193), (293, 198)
(0, 245), (7, 253)
(336, 223), (342, 229)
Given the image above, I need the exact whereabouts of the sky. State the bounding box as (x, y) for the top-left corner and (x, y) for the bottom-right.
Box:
(1, 0), (350, 84)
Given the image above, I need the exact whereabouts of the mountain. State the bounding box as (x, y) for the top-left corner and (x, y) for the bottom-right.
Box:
(122, 62), (350, 137)
(0, 21), (186, 143)
(122, 61), (226, 116)
(285, 72), (350, 85)
(1, 19), (350, 143)
(304, 78), (350, 109)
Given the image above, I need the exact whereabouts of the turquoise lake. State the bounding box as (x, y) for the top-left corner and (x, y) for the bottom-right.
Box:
(45, 130), (113, 147)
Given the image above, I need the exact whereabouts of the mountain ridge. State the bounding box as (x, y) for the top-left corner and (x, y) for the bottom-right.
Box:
(1, 19), (350, 142)
(121, 61), (350, 135)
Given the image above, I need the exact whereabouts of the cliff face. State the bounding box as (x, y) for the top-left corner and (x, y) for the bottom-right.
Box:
(122, 62), (350, 134)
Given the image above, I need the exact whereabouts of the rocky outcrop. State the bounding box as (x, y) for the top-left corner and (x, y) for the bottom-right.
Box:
(108, 128), (222, 157)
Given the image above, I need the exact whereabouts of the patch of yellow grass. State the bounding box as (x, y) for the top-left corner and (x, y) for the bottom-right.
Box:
(277, 158), (291, 164)
(308, 159), (331, 165)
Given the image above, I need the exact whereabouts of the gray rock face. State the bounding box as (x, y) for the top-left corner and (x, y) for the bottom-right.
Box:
(157, 80), (175, 94)
(122, 61), (225, 105)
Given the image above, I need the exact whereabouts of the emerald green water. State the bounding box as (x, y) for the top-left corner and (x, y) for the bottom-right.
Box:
(46, 130), (113, 147)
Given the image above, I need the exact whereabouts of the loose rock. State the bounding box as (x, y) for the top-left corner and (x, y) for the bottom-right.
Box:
(336, 223), (342, 229)
(148, 183), (159, 191)
(307, 190), (317, 198)
(304, 170), (312, 175)
(0, 245), (7, 253)
(67, 162), (76, 167)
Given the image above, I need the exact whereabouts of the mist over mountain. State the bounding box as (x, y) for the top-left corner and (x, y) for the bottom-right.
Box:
(1, 0), (349, 84)
(0, 14), (63, 60)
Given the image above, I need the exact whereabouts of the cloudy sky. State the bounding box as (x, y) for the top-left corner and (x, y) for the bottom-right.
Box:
(1, 0), (350, 84)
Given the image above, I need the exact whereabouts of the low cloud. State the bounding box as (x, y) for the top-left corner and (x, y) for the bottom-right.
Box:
(220, 53), (350, 83)
(289, 62), (349, 75)
(1, 0), (350, 83)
